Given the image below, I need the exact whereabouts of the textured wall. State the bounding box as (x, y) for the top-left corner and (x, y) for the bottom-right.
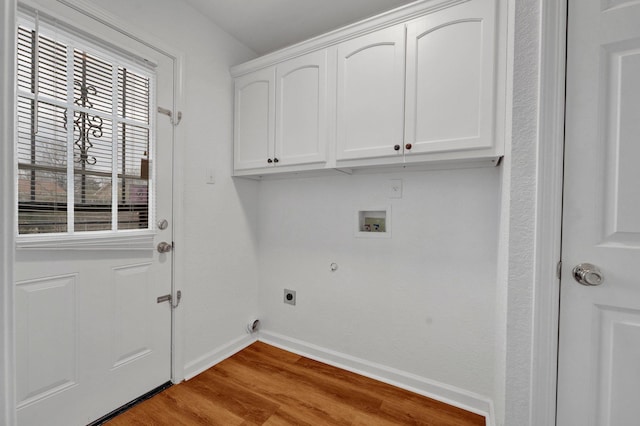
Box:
(503, 0), (542, 425)
(258, 168), (501, 398)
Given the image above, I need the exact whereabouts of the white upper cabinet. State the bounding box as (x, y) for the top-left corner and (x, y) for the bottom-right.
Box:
(404, 0), (497, 157)
(234, 68), (275, 171)
(234, 51), (328, 174)
(336, 24), (406, 161)
(232, 0), (504, 176)
(275, 50), (328, 167)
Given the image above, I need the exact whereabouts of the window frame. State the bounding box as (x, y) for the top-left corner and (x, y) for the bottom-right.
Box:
(15, 13), (158, 250)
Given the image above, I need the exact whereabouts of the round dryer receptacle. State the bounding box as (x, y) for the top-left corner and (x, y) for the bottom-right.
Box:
(246, 319), (260, 334)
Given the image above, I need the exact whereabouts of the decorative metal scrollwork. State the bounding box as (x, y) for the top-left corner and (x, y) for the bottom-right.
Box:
(64, 80), (103, 166)
(61, 52), (106, 204)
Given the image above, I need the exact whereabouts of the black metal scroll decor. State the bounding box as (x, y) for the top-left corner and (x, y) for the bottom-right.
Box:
(71, 80), (103, 166)
(62, 51), (106, 204)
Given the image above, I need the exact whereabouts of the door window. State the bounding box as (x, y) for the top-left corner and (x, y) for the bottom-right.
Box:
(16, 18), (155, 237)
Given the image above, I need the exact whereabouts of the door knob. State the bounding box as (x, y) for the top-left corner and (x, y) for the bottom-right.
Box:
(572, 263), (604, 286)
(157, 241), (173, 253)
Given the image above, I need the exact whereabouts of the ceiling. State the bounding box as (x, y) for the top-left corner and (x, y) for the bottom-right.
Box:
(182, 0), (417, 55)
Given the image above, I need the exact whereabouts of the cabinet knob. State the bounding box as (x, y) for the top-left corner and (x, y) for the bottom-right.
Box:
(267, 158), (273, 164)
(405, 143), (412, 150)
(394, 144), (401, 151)
(273, 158), (279, 163)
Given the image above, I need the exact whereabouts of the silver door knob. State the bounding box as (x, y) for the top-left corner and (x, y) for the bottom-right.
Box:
(572, 263), (604, 286)
(157, 242), (173, 253)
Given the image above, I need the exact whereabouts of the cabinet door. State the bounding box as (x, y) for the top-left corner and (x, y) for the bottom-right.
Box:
(405, 0), (496, 155)
(275, 50), (328, 166)
(336, 24), (406, 161)
(234, 67), (275, 171)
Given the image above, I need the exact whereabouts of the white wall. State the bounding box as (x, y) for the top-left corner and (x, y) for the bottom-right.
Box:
(80, 0), (262, 377)
(258, 167), (500, 400)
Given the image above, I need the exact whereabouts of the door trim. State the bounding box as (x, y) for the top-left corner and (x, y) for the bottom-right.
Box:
(1, 0), (17, 424)
(529, 0), (567, 424)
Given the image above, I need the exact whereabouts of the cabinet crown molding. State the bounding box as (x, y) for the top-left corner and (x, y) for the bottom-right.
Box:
(230, 0), (469, 77)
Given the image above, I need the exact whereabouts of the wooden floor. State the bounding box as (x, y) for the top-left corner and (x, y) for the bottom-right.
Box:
(106, 342), (485, 425)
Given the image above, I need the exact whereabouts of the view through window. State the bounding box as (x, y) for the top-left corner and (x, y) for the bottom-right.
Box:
(16, 22), (154, 235)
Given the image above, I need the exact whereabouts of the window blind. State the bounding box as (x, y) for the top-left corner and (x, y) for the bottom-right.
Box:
(16, 14), (154, 236)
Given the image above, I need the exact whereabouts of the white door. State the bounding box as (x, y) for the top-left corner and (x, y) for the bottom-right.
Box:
(14, 11), (174, 426)
(557, 1), (640, 425)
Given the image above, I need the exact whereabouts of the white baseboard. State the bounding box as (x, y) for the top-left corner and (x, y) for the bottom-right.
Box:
(183, 333), (257, 380)
(259, 330), (495, 426)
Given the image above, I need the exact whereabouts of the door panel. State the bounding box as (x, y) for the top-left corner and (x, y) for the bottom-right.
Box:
(557, 1), (640, 425)
(15, 275), (77, 406)
(602, 41), (640, 243)
(112, 262), (154, 368)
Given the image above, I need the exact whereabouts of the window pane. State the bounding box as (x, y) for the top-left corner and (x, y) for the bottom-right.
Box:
(17, 97), (68, 235)
(118, 179), (148, 230)
(17, 26), (67, 101)
(18, 169), (68, 234)
(118, 67), (150, 124)
(74, 111), (113, 232)
(74, 174), (112, 232)
(117, 123), (149, 229)
(73, 49), (113, 115)
(72, 110), (112, 174)
(17, 97), (68, 168)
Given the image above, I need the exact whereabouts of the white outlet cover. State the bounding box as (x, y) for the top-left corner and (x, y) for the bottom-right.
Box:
(389, 179), (402, 198)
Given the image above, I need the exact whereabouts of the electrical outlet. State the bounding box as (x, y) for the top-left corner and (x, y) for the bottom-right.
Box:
(389, 179), (402, 198)
(284, 289), (296, 305)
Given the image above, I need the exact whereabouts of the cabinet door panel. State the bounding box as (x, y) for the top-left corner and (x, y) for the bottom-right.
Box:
(405, 0), (496, 154)
(234, 68), (275, 171)
(276, 50), (327, 166)
(336, 25), (405, 160)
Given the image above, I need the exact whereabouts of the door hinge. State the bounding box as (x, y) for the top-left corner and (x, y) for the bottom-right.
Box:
(157, 290), (182, 309)
(556, 260), (562, 279)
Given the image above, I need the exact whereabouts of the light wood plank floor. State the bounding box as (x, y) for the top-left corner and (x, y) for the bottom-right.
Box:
(107, 342), (485, 425)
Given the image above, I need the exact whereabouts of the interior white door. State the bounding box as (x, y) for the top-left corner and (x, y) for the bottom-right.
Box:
(557, 1), (640, 425)
(14, 13), (174, 426)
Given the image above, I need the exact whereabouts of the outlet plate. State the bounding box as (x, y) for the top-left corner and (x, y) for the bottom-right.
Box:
(389, 179), (402, 198)
(284, 289), (296, 305)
